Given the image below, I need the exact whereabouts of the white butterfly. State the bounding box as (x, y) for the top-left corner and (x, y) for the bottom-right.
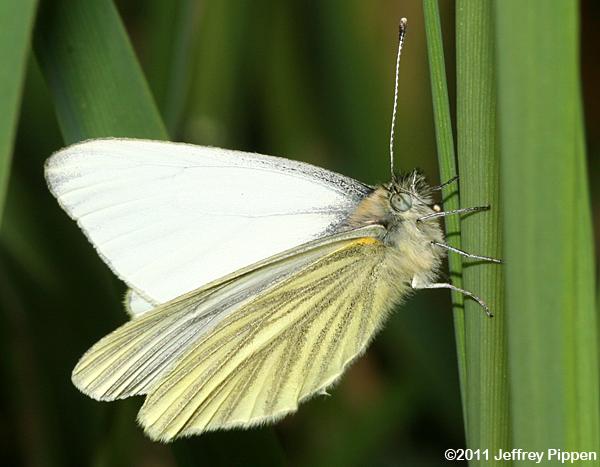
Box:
(45, 137), (499, 441)
(44, 19), (500, 441)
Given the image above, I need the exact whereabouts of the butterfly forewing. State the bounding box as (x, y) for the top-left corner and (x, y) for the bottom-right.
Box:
(137, 236), (398, 441)
(46, 139), (371, 306)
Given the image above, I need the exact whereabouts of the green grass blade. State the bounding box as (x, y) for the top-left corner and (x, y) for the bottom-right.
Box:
(34, 0), (167, 143)
(496, 0), (600, 458)
(455, 1), (510, 462)
(422, 0), (468, 428)
(0, 0), (38, 226)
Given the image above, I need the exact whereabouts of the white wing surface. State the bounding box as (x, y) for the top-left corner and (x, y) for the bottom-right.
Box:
(124, 289), (156, 318)
(45, 138), (371, 304)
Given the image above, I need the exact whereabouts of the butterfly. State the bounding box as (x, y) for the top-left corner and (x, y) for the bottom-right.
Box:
(44, 18), (499, 442)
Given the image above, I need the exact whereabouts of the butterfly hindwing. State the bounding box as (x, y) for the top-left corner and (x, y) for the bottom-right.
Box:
(137, 236), (399, 441)
(72, 226), (386, 403)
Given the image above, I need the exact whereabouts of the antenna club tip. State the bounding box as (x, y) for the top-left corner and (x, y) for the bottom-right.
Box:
(399, 18), (408, 37)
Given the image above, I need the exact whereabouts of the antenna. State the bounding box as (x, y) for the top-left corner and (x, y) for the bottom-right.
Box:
(389, 17), (408, 180)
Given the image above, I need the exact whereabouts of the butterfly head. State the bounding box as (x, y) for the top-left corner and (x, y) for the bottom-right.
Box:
(348, 170), (443, 244)
(387, 170), (438, 217)
(383, 171), (445, 251)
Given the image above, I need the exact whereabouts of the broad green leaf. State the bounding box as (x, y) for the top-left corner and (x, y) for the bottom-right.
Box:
(497, 0), (599, 461)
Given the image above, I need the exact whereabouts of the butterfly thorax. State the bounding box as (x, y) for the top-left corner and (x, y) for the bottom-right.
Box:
(348, 171), (445, 287)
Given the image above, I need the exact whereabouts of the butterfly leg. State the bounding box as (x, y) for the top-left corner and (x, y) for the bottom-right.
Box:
(411, 276), (493, 318)
(431, 175), (459, 191)
(431, 241), (502, 264)
(417, 205), (489, 222)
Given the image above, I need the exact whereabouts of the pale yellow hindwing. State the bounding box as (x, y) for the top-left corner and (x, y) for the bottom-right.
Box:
(138, 237), (400, 441)
(72, 227), (385, 402)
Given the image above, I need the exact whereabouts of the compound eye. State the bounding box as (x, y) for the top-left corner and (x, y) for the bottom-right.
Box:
(390, 192), (413, 212)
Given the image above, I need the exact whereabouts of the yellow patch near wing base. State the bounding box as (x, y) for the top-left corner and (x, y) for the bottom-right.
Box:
(136, 236), (403, 442)
(350, 237), (380, 245)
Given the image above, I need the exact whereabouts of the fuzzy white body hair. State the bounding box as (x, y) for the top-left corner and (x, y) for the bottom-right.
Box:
(348, 172), (446, 303)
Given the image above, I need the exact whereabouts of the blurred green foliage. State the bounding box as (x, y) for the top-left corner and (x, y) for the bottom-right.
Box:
(0, 0), (37, 224)
(0, 0), (598, 466)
